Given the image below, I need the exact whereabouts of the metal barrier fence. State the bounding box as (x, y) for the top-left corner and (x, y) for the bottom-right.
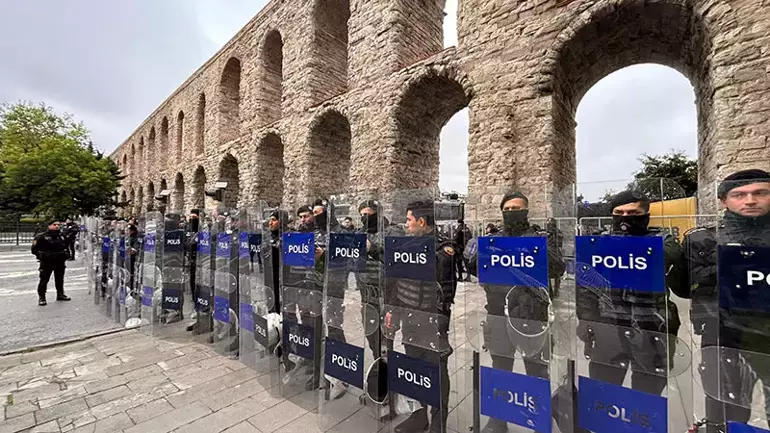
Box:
(0, 222), (40, 245)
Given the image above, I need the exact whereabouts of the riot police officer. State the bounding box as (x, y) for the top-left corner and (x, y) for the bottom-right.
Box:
(465, 191), (562, 433)
(577, 190), (688, 394)
(388, 199), (457, 433)
(266, 209), (289, 313)
(684, 169), (770, 432)
(32, 220), (72, 305)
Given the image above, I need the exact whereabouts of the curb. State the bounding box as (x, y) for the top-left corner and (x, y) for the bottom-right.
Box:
(0, 327), (132, 357)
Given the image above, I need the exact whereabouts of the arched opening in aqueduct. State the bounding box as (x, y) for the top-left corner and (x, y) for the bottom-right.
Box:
(173, 173), (185, 214)
(255, 133), (284, 207)
(135, 186), (143, 216)
(176, 111), (185, 157)
(310, 0), (350, 103)
(392, 72), (470, 192)
(307, 111), (351, 199)
(219, 58), (242, 144)
(259, 31), (283, 125)
(159, 179), (168, 215)
(146, 182), (155, 212)
(547, 0), (712, 202)
(575, 64), (697, 202)
(218, 154), (240, 208)
(196, 93), (206, 155)
(192, 166), (207, 211)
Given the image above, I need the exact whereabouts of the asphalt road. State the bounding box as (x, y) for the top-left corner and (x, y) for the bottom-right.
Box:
(0, 249), (120, 353)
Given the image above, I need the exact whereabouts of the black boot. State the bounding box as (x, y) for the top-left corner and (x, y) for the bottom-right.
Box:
(38, 298), (47, 306)
(395, 407), (429, 433)
(480, 418), (508, 433)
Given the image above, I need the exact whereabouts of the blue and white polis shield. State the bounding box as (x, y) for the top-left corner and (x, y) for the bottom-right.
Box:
(571, 178), (692, 433)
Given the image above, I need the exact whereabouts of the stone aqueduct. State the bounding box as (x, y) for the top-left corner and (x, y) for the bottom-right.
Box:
(111, 0), (770, 217)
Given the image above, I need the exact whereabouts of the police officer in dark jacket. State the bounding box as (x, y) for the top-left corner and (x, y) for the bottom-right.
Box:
(387, 199), (457, 433)
(465, 191), (562, 433)
(356, 200), (400, 357)
(32, 220), (72, 305)
(265, 209), (289, 313)
(61, 219), (79, 260)
(186, 210), (200, 311)
(577, 190), (687, 395)
(683, 169), (770, 433)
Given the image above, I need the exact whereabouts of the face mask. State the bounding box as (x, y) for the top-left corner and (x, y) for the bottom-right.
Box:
(361, 214), (378, 233)
(314, 211), (328, 230)
(190, 218), (199, 232)
(502, 209), (529, 234)
(611, 214), (650, 235)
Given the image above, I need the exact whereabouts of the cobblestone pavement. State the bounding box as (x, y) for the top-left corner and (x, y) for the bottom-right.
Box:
(0, 330), (325, 433)
(0, 252), (120, 353)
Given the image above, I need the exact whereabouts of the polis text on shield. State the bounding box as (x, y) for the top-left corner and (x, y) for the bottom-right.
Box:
(394, 251), (427, 265)
(490, 253), (535, 268)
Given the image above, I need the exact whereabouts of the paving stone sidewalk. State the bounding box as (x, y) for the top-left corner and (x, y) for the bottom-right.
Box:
(0, 330), (329, 433)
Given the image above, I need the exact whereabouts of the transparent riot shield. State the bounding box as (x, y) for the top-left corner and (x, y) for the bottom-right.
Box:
(279, 202), (323, 404)
(211, 207), (240, 357)
(688, 176), (770, 433)
(96, 221), (110, 307)
(111, 220), (127, 323)
(380, 188), (472, 433)
(238, 203), (280, 380)
(145, 213), (191, 339)
(140, 212), (163, 334)
(317, 193), (384, 431)
(85, 217), (100, 302)
(567, 178), (692, 433)
(191, 210), (215, 342)
(124, 222), (142, 329)
(463, 185), (575, 433)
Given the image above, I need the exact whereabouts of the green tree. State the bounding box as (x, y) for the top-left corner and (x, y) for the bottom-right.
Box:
(0, 101), (123, 218)
(632, 150), (698, 199)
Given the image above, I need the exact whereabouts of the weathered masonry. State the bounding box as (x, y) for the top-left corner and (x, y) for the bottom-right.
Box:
(111, 0), (770, 215)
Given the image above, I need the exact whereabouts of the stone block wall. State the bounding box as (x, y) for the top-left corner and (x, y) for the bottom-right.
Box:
(112, 0), (770, 218)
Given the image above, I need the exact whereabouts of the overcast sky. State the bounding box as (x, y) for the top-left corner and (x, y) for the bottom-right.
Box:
(0, 0), (696, 199)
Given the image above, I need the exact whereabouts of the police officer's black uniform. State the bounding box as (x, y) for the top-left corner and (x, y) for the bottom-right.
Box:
(265, 209), (288, 314)
(32, 221), (71, 305)
(577, 191), (687, 394)
(465, 192), (563, 433)
(387, 212), (457, 433)
(61, 221), (79, 260)
(683, 169), (770, 433)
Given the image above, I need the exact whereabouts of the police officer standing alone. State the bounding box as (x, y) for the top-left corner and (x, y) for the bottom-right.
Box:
(32, 220), (72, 306)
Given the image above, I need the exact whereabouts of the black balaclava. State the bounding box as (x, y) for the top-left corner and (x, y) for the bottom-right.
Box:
(502, 210), (530, 235)
(609, 190), (650, 236)
(499, 192), (530, 235)
(718, 169), (770, 229)
(359, 200), (380, 234)
(312, 199), (329, 232)
(189, 209), (200, 233)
